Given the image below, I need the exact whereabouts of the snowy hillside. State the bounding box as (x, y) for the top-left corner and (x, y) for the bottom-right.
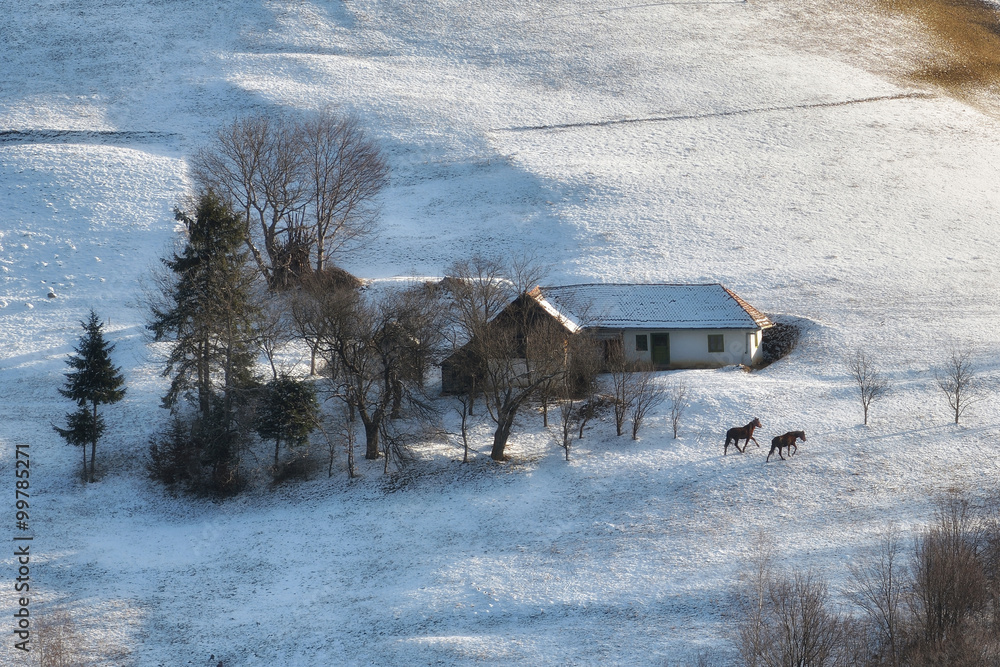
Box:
(3, 0), (1000, 664)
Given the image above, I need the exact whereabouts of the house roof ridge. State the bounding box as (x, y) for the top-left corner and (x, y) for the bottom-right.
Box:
(534, 282), (771, 330)
(541, 282), (723, 289)
(720, 285), (773, 329)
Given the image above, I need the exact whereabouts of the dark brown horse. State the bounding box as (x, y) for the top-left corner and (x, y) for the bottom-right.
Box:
(766, 431), (806, 462)
(724, 418), (762, 455)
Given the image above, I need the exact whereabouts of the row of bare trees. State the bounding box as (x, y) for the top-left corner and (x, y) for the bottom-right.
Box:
(735, 493), (1000, 666)
(442, 255), (691, 462)
(846, 346), (985, 427)
(290, 277), (442, 474)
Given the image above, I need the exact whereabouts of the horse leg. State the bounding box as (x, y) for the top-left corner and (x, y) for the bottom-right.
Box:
(766, 446), (774, 462)
(750, 436), (760, 448)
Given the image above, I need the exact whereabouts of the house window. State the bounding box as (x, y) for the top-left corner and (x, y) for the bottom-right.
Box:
(635, 334), (648, 352)
(708, 334), (724, 353)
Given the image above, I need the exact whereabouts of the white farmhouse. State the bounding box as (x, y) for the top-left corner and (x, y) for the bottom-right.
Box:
(441, 282), (772, 394)
(534, 283), (773, 369)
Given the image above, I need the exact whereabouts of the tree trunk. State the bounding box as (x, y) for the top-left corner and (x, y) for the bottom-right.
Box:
(390, 377), (403, 420)
(361, 410), (381, 460)
(89, 402), (98, 482)
(490, 408), (516, 461)
(315, 238), (325, 274)
(347, 432), (356, 478)
(460, 406), (470, 464)
(198, 338), (211, 421)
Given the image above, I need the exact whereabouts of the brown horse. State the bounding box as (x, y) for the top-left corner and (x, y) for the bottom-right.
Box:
(766, 431), (806, 462)
(724, 418), (762, 455)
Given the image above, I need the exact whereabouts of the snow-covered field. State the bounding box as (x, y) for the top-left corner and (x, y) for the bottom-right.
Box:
(3, 0), (1000, 664)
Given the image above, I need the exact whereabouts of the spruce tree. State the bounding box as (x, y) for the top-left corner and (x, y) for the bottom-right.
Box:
(55, 310), (126, 482)
(148, 191), (260, 490)
(255, 376), (319, 468)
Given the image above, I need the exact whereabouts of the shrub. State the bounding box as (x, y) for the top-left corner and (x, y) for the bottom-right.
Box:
(760, 321), (801, 365)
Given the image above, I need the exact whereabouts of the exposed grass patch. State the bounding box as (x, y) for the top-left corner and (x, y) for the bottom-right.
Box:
(882, 0), (1000, 97)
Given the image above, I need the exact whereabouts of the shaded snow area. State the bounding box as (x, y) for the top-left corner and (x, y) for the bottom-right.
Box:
(3, 0), (1000, 664)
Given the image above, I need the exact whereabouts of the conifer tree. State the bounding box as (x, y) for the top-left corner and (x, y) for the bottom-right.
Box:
(255, 376), (319, 468)
(148, 191), (261, 489)
(55, 310), (126, 482)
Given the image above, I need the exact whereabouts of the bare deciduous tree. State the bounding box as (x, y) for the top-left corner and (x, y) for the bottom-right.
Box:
(608, 343), (631, 437)
(193, 111), (387, 288)
(445, 255), (571, 461)
(608, 350), (665, 440)
(733, 493), (1000, 665)
(557, 393), (577, 461)
(629, 365), (665, 440)
(846, 528), (906, 667)
(738, 570), (844, 666)
(257, 290), (293, 381)
(909, 495), (989, 659)
(736, 530), (849, 667)
(846, 349), (890, 426)
(299, 110), (388, 273)
(935, 346), (983, 425)
(736, 530), (777, 667)
(667, 380), (688, 439)
(565, 332), (603, 441)
(294, 285), (439, 463)
(527, 319), (569, 428)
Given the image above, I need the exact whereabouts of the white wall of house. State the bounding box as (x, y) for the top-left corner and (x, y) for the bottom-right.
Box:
(623, 328), (763, 367)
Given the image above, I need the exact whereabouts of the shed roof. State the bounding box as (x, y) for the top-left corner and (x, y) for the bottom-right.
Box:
(533, 284), (773, 331)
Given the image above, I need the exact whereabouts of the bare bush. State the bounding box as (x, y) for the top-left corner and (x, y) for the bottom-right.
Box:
(733, 493), (1000, 666)
(667, 380), (689, 439)
(33, 609), (85, 667)
(846, 528), (907, 667)
(908, 495), (990, 662)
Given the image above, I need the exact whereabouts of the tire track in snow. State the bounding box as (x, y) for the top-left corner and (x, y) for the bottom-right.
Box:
(497, 92), (936, 132)
(515, 0), (749, 24)
(0, 130), (178, 146)
(450, 1), (748, 38)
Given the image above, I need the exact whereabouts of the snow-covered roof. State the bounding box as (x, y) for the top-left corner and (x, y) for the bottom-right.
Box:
(534, 284), (773, 331)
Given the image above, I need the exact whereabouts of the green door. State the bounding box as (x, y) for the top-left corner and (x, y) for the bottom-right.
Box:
(650, 333), (670, 366)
